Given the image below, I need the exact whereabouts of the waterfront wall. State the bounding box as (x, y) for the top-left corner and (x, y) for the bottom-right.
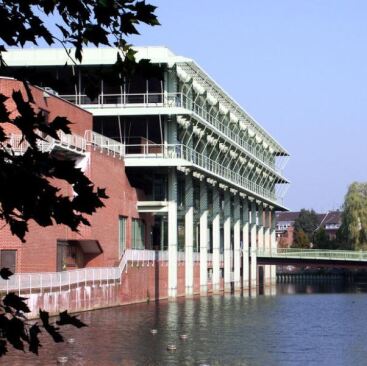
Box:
(120, 262), (209, 304)
(23, 283), (121, 319)
(20, 260), (223, 318)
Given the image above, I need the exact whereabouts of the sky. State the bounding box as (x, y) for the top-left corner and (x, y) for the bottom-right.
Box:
(125, 0), (367, 212)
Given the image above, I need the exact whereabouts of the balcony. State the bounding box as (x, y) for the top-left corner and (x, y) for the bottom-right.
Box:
(124, 143), (283, 206)
(60, 92), (288, 176)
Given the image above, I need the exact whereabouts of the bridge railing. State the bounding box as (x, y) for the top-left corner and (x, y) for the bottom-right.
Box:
(257, 248), (367, 261)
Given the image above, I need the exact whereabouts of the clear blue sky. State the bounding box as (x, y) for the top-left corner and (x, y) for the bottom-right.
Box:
(127, 0), (367, 212)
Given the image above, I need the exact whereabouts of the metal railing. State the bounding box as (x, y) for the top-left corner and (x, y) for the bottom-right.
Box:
(125, 143), (279, 203)
(60, 92), (283, 174)
(85, 130), (125, 158)
(257, 248), (367, 261)
(8, 131), (87, 155)
(61, 93), (180, 108)
(0, 249), (222, 294)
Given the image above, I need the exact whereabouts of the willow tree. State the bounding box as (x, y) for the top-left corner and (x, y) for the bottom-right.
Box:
(340, 182), (367, 250)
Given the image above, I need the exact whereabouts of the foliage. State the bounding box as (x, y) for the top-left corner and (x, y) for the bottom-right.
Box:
(0, 0), (159, 357)
(291, 209), (319, 248)
(0, 282), (86, 357)
(291, 229), (310, 249)
(340, 182), (367, 250)
(294, 209), (319, 239)
(0, 0), (159, 241)
(312, 228), (334, 249)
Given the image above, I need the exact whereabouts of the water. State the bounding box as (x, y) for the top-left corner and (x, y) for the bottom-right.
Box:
(4, 281), (367, 365)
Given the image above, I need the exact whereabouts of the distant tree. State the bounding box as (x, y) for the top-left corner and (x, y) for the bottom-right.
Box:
(313, 227), (332, 249)
(294, 209), (319, 239)
(0, 0), (160, 357)
(340, 182), (367, 250)
(291, 229), (310, 249)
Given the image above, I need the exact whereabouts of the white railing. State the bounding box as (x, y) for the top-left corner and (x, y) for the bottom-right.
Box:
(257, 248), (367, 261)
(7, 131), (87, 155)
(125, 143), (279, 203)
(1, 249), (222, 294)
(85, 130), (125, 158)
(61, 92), (181, 108)
(60, 92), (285, 174)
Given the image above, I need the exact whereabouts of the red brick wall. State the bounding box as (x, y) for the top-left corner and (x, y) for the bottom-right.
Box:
(120, 262), (217, 305)
(0, 147), (148, 272)
(0, 78), (150, 272)
(0, 78), (92, 136)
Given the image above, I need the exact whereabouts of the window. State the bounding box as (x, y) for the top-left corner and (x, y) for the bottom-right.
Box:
(132, 219), (145, 249)
(119, 216), (127, 256)
(0, 250), (16, 273)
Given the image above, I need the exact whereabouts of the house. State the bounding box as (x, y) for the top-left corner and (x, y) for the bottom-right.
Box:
(276, 210), (342, 247)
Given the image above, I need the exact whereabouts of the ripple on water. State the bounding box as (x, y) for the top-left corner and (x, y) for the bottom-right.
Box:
(2, 282), (367, 365)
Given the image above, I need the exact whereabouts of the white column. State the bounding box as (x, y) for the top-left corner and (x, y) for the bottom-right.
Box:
(185, 173), (194, 295)
(212, 186), (221, 293)
(242, 197), (250, 290)
(250, 200), (257, 289)
(270, 209), (277, 284)
(264, 207), (271, 286)
(168, 168), (178, 298)
(224, 190), (231, 291)
(199, 180), (208, 293)
(233, 194), (241, 290)
(257, 203), (264, 287)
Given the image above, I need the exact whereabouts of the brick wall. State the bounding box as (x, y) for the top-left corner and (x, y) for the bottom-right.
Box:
(0, 78), (149, 272)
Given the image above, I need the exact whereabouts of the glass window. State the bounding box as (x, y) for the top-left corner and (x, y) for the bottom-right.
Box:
(119, 216), (127, 256)
(132, 218), (145, 249)
(0, 250), (16, 273)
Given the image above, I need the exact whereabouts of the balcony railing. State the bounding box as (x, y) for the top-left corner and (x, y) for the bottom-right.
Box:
(8, 131), (87, 155)
(60, 92), (284, 174)
(125, 143), (279, 204)
(85, 130), (125, 158)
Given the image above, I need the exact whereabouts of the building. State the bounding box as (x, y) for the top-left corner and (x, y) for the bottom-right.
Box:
(2, 47), (289, 299)
(0, 77), (150, 273)
(276, 210), (342, 247)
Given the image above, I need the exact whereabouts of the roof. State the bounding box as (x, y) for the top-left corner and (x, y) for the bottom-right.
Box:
(276, 211), (341, 225)
(322, 211), (342, 225)
(276, 211), (301, 222)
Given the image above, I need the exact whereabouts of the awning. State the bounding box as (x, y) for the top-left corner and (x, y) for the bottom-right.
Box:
(68, 240), (103, 254)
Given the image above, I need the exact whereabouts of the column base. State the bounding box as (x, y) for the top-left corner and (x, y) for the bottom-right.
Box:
(212, 283), (221, 294)
(185, 286), (193, 297)
(242, 280), (249, 291)
(200, 285), (208, 294)
(264, 266), (272, 287)
(233, 281), (241, 291)
(264, 286), (271, 296)
(224, 282), (231, 292)
(168, 288), (177, 298)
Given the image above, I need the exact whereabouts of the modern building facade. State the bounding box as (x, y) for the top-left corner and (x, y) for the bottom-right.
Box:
(3, 47), (290, 297)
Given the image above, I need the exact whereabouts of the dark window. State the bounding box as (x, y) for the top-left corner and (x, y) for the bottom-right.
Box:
(0, 250), (16, 273)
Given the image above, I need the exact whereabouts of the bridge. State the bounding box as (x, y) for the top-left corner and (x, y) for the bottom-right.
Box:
(257, 248), (367, 268)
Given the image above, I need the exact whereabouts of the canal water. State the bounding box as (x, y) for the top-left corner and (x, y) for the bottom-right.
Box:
(4, 281), (367, 365)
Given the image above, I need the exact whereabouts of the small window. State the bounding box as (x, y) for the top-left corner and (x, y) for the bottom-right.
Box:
(119, 216), (127, 256)
(132, 218), (145, 249)
(0, 250), (16, 274)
